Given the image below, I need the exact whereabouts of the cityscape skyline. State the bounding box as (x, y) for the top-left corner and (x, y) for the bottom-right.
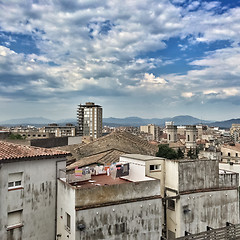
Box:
(1, 0), (240, 121)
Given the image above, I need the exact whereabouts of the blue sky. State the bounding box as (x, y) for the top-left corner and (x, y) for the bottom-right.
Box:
(1, 0), (240, 121)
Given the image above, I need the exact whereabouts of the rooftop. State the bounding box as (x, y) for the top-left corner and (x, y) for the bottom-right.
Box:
(0, 140), (70, 162)
(121, 154), (164, 161)
(71, 174), (130, 189)
(59, 131), (158, 164)
(67, 149), (125, 170)
(222, 143), (240, 152)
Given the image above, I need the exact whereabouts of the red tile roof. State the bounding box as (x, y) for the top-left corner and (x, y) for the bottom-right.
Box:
(0, 141), (70, 161)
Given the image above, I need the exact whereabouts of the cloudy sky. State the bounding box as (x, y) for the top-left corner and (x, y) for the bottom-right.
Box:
(1, 0), (240, 121)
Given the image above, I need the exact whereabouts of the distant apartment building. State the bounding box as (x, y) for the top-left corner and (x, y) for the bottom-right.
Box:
(230, 124), (240, 142)
(221, 143), (240, 163)
(42, 123), (76, 137)
(77, 102), (102, 139)
(18, 131), (55, 139)
(140, 124), (161, 141)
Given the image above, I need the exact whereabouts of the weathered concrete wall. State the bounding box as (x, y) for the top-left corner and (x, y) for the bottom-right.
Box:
(219, 172), (239, 188)
(178, 160), (219, 192)
(57, 180), (76, 240)
(75, 198), (162, 240)
(178, 189), (239, 237)
(68, 136), (82, 145)
(0, 157), (66, 240)
(75, 179), (161, 208)
(30, 137), (68, 148)
(220, 163), (240, 186)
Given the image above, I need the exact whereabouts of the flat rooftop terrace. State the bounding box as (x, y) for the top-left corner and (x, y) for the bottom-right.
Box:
(70, 174), (130, 189)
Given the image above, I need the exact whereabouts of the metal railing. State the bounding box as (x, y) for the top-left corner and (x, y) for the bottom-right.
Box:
(176, 223), (240, 240)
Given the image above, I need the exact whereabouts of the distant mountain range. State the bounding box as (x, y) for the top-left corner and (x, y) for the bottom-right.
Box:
(0, 117), (77, 127)
(103, 115), (211, 127)
(0, 115), (239, 128)
(209, 118), (240, 129)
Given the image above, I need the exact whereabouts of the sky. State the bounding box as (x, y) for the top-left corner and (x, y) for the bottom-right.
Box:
(1, 0), (240, 121)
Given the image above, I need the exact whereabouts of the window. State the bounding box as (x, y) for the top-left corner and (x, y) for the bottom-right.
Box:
(7, 210), (23, 230)
(236, 153), (238, 157)
(65, 212), (71, 233)
(8, 172), (23, 190)
(187, 135), (190, 141)
(168, 199), (175, 211)
(228, 152), (231, 157)
(150, 164), (161, 171)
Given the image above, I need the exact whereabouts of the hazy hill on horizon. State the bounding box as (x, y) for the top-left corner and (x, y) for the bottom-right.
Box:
(103, 115), (211, 127)
(0, 115), (210, 127)
(1, 115), (239, 128)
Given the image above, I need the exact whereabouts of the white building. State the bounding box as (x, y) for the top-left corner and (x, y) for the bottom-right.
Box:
(0, 141), (69, 240)
(77, 102), (102, 139)
(57, 162), (162, 239)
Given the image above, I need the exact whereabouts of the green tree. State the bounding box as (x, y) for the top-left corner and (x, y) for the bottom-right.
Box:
(177, 148), (184, 159)
(187, 147), (198, 159)
(8, 133), (25, 140)
(156, 144), (178, 159)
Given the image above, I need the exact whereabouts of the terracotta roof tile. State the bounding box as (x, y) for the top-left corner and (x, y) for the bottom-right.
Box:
(67, 149), (126, 170)
(0, 141), (70, 161)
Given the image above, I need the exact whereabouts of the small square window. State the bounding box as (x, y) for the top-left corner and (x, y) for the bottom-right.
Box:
(8, 172), (23, 190)
(7, 210), (23, 229)
(8, 182), (14, 188)
(150, 164), (161, 171)
(15, 181), (22, 186)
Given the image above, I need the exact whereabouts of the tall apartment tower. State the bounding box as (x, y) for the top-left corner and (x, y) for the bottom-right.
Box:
(185, 125), (197, 149)
(77, 102), (102, 139)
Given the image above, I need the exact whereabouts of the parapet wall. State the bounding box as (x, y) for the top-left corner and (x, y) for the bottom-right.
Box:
(75, 179), (161, 208)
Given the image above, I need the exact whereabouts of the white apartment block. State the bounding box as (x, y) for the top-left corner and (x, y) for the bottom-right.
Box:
(77, 102), (102, 139)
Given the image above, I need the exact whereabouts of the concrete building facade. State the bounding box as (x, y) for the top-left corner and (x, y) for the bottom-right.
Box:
(42, 123), (76, 137)
(77, 102), (102, 139)
(119, 154), (239, 239)
(57, 167), (162, 240)
(0, 141), (69, 240)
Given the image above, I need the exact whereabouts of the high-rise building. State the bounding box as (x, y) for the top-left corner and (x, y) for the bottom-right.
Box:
(77, 102), (102, 139)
